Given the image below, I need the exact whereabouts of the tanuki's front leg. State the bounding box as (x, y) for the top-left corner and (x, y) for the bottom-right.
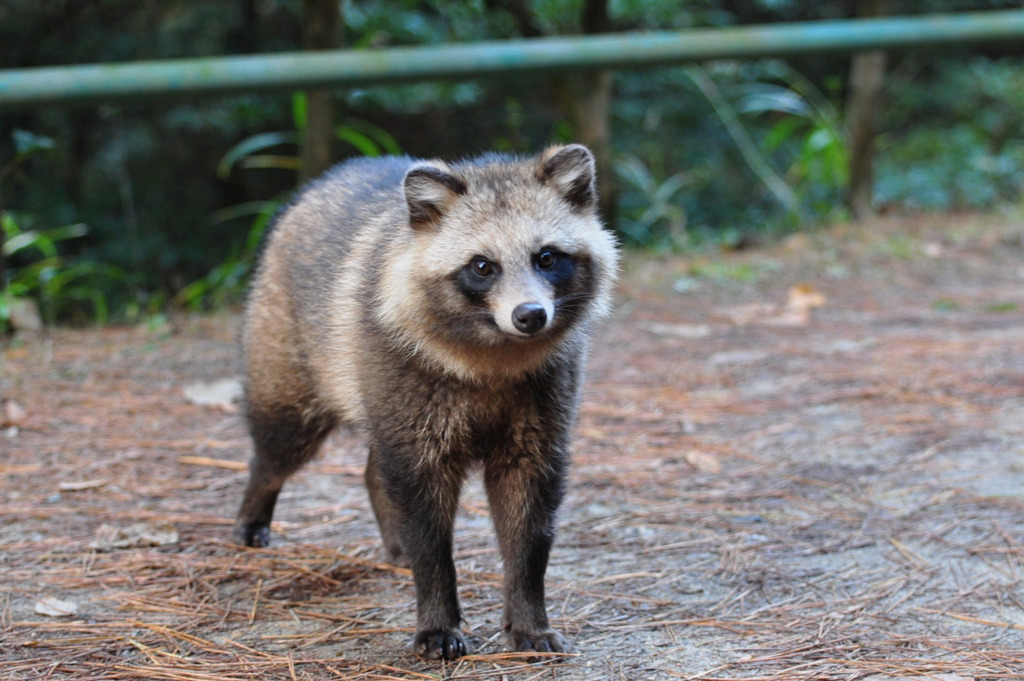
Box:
(484, 453), (568, 655)
(373, 438), (467, 660)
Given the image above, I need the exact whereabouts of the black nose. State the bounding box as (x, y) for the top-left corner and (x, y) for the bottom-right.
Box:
(512, 302), (548, 335)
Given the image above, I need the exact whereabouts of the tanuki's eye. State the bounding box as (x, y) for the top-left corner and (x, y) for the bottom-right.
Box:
(471, 257), (494, 277)
(536, 250), (556, 269)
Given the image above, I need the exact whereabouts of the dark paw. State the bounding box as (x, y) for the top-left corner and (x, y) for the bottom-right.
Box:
(233, 522), (271, 548)
(508, 629), (567, 656)
(414, 628), (467, 660)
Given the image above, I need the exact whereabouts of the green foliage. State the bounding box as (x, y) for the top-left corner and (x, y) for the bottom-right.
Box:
(219, 94), (404, 180)
(611, 59), (852, 245)
(11, 129), (56, 158)
(736, 63), (849, 218)
(181, 92), (404, 311)
(608, 0), (733, 28)
(1, 212), (127, 330)
(877, 57), (1024, 211)
(335, 118), (403, 157)
(172, 200), (281, 311)
(217, 131), (301, 178)
(341, 0), (491, 113)
(876, 125), (1024, 210)
(1, 130), (128, 331)
(614, 154), (690, 250)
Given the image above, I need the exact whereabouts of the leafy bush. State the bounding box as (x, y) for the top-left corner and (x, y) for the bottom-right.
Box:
(1, 130), (130, 331)
(172, 201), (280, 311)
(614, 154), (690, 250)
(876, 125), (1024, 210)
(2, 212), (127, 330)
(876, 56), (1024, 210)
(735, 63), (848, 218)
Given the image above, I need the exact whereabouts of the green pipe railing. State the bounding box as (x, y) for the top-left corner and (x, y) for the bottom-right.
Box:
(2, 10), (1023, 110)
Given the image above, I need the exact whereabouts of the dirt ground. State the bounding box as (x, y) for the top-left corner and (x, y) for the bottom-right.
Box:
(2, 210), (1023, 680)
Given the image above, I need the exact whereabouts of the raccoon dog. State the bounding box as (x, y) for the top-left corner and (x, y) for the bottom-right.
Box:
(233, 144), (619, 660)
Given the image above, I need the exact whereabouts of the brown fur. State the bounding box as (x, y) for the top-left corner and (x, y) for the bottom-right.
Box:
(233, 145), (618, 660)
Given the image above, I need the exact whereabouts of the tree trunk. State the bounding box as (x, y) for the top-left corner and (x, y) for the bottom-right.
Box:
(845, 0), (889, 219)
(555, 71), (617, 219)
(231, 0), (259, 53)
(300, 0), (342, 183)
(579, 0), (616, 218)
(561, 0), (616, 218)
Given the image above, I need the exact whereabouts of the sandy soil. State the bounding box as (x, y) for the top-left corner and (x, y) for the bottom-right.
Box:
(2, 209), (1023, 680)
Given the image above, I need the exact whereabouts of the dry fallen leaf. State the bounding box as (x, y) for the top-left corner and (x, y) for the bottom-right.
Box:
(787, 283), (827, 313)
(638, 321), (713, 339)
(2, 399), (27, 427)
(764, 307), (813, 327)
(684, 449), (722, 474)
(59, 479), (108, 492)
(183, 377), (243, 412)
(35, 596), (78, 617)
(9, 298), (43, 333)
(720, 284), (827, 327)
(717, 303), (779, 326)
(178, 455), (248, 471)
(90, 522), (180, 551)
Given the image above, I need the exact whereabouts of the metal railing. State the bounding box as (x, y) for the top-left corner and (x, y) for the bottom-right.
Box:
(1, 10), (1023, 110)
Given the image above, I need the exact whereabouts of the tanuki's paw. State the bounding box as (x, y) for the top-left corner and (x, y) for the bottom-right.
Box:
(508, 628), (568, 656)
(233, 522), (271, 548)
(413, 628), (467, 660)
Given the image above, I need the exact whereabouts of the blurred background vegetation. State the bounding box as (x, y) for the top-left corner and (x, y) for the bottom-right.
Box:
(1, 0), (1023, 328)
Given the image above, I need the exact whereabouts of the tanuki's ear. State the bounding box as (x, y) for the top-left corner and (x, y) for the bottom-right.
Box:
(403, 163), (467, 229)
(537, 144), (597, 212)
